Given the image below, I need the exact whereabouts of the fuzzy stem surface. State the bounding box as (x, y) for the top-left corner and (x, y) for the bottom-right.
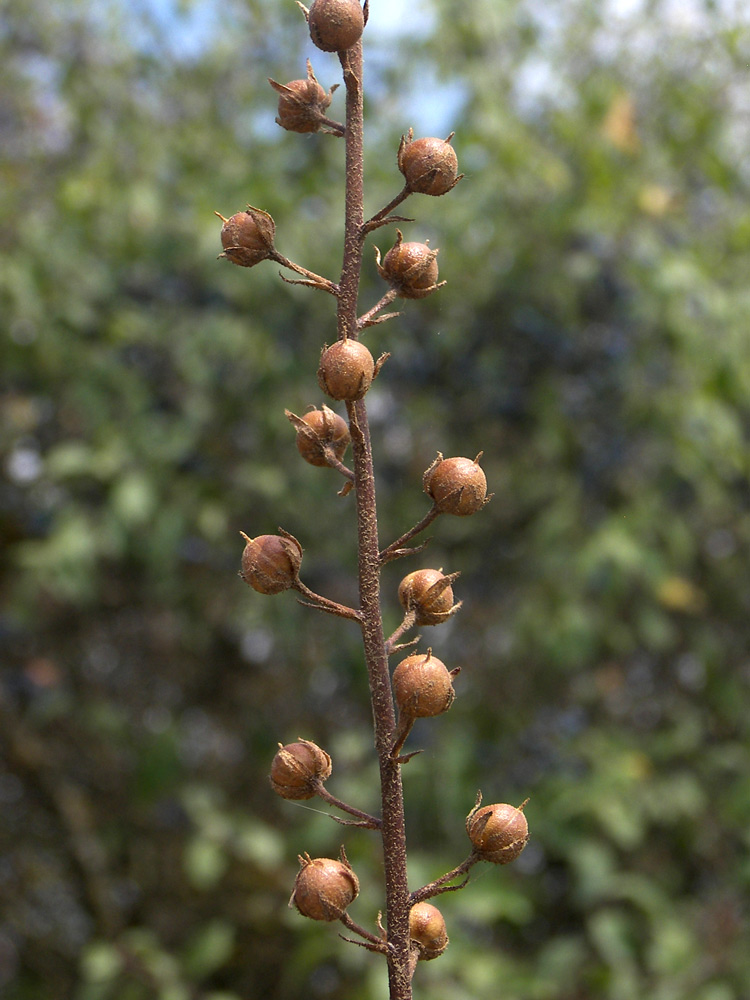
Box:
(338, 39), (412, 1000)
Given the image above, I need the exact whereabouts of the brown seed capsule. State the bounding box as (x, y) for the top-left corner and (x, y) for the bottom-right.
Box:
(270, 739), (333, 800)
(424, 453), (488, 516)
(291, 407), (350, 467)
(392, 650), (456, 718)
(318, 339), (375, 401)
(269, 59), (338, 134)
(375, 230), (443, 300)
(466, 796), (529, 864)
(290, 851), (360, 921)
(239, 531), (302, 594)
(307, 0), (364, 53)
(409, 902), (449, 960)
(217, 206), (276, 268)
(398, 568), (461, 626)
(398, 130), (461, 197)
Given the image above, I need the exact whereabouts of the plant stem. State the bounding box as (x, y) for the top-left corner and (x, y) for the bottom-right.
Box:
(338, 40), (412, 1000)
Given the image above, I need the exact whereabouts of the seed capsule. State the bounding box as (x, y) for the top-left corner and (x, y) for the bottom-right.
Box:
(269, 60), (338, 134)
(398, 568), (461, 626)
(270, 739), (332, 800)
(239, 531), (302, 595)
(291, 407), (350, 467)
(392, 650), (456, 718)
(398, 130), (461, 197)
(290, 851), (360, 921)
(375, 230), (443, 300)
(217, 206), (276, 268)
(424, 453), (488, 516)
(466, 795), (529, 864)
(307, 0), (364, 53)
(409, 902), (449, 960)
(318, 339), (375, 401)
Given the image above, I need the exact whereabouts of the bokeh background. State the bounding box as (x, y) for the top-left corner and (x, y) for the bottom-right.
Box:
(2, 0), (750, 997)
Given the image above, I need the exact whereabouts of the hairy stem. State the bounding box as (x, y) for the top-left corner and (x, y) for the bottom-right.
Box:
(338, 40), (412, 1000)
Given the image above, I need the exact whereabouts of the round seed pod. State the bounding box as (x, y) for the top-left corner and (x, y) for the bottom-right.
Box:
(398, 568), (458, 626)
(424, 454), (487, 516)
(318, 339), (375, 401)
(240, 532), (302, 594)
(466, 799), (529, 864)
(377, 233), (440, 299)
(295, 408), (350, 467)
(409, 902), (449, 960)
(218, 206), (276, 267)
(269, 60), (337, 134)
(308, 0), (364, 53)
(398, 134), (459, 196)
(392, 651), (456, 718)
(270, 739), (332, 800)
(291, 853), (360, 921)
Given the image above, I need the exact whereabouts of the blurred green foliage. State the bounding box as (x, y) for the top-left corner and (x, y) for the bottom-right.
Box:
(1, 0), (750, 997)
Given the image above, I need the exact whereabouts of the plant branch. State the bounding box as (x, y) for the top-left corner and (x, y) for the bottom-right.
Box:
(379, 505), (441, 564)
(409, 853), (480, 905)
(292, 580), (362, 622)
(315, 783), (382, 829)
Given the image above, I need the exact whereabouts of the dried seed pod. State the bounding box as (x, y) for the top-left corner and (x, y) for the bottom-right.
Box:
(424, 453), (488, 516)
(292, 407), (350, 467)
(270, 739), (333, 800)
(398, 568), (461, 626)
(392, 649), (456, 718)
(375, 230), (443, 300)
(466, 795), (529, 864)
(318, 339), (375, 401)
(269, 59), (338, 134)
(307, 0), (364, 53)
(290, 851), (360, 921)
(398, 130), (461, 196)
(409, 902), (449, 960)
(239, 531), (302, 594)
(217, 206), (276, 267)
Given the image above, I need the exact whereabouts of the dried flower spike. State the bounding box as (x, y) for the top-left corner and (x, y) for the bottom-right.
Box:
(424, 453), (488, 516)
(239, 531), (303, 594)
(398, 568), (461, 626)
(375, 230), (445, 300)
(216, 206), (276, 268)
(290, 850), (360, 921)
(269, 59), (339, 134)
(290, 406), (351, 467)
(318, 339), (375, 401)
(398, 129), (462, 196)
(306, 0), (364, 53)
(392, 649), (457, 718)
(409, 902), (449, 960)
(270, 739), (333, 800)
(466, 794), (529, 865)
